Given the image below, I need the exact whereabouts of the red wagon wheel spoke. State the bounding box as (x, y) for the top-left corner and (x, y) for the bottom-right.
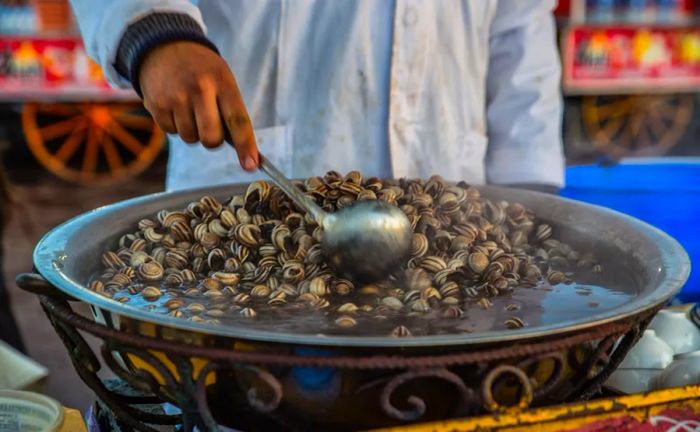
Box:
(101, 133), (125, 174)
(629, 111), (644, 138)
(38, 117), (85, 141)
(106, 122), (145, 155)
(82, 126), (99, 179)
(54, 126), (86, 164)
(637, 124), (653, 151)
(647, 109), (668, 140)
(595, 117), (624, 143)
(23, 102), (165, 185)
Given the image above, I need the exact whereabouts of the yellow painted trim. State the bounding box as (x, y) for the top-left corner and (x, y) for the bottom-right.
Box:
(373, 385), (700, 432)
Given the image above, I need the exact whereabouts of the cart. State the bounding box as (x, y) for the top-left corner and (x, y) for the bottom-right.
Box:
(556, 0), (699, 160)
(0, 33), (164, 185)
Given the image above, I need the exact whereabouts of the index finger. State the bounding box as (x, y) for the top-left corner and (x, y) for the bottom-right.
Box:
(218, 81), (258, 171)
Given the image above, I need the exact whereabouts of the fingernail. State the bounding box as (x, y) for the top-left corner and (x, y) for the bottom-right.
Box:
(243, 156), (257, 171)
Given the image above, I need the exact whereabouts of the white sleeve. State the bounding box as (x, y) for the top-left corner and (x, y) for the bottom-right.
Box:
(485, 0), (564, 187)
(68, 0), (206, 87)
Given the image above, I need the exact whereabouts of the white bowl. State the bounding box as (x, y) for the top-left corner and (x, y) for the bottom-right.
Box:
(649, 310), (700, 355)
(653, 351), (700, 389)
(0, 390), (64, 432)
(606, 368), (663, 394)
(618, 329), (674, 369)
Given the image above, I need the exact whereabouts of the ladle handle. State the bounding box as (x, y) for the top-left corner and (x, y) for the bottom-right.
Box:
(257, 153), (328, 224)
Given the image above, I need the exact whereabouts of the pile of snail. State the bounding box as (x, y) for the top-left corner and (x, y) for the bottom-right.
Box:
(91, 172), (600, 336)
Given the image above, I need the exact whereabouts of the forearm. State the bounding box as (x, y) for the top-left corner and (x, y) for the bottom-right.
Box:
(68, 0), (207, 87)
(115, 13), (219, 95)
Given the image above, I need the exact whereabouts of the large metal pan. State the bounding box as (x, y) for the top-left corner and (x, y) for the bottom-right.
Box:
(29, 184), (690, 430)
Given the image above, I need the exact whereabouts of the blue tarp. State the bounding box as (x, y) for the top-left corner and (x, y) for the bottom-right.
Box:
(561, 158), (699, 302)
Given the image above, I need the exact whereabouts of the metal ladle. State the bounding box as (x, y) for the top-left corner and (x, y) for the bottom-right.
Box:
(257, 154), (412, 282)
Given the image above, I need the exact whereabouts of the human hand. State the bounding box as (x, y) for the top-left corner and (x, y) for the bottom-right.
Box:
(138, 41), (258, 171)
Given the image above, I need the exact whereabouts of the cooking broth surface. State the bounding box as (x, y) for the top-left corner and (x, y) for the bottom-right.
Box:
(109, 273), (634, 337)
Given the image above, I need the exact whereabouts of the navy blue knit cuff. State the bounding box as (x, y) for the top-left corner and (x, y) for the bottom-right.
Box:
(116, 12), (220, 96)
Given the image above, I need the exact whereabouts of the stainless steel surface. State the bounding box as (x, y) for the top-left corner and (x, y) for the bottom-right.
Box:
(32, 183), (690, 347)
(258, 154), (412, 281)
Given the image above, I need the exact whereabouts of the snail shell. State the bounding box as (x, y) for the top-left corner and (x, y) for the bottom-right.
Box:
(138, 218), (157, 231)
(391, 326), (412, 337)
(381, 296), (403, 310)
(207, 248), (226, 271)
(410, 233), (429, 258)
(102, 252), (125, 270)
(337, 303), (359, 314)
(138, 261), (164, 281)
(477, 297), (493, 309)
(220, 209), (238, 228)
(441, 305), (463, 318)
(89, 280), (105, 293)
(199, 278), (222, 291)
(467, 252), (489, 274)
(162, 211), (188, 228)
(333, 279), (354, 295)
(245, 180), (271, 206)
(186, 303), (206, 314)
(170, 220), (193, 242)
(335, 315), (357, 328)
(129, 251), (151, 268)
(165, 250), (189, 270)
(309, 277), (328, 296)
(181, 269), (197, 282)
(240, 307), (257, 318)
(200, 196), (223, 215)
(439, 281), (460, 298)
(282, 261), (305, 284)
(208, 219), (229, 238)
(420, 256), (447, 273)
(233, 224), (262, 248)
(141, 286), (162, 301)
(504, 317), (525, 329)
(212, 272), (240, 286)
(410, 299), (430, 312)
(251, 284), (271, 297)
(534, 224), (553, 243)
(199, 232), (221, 250)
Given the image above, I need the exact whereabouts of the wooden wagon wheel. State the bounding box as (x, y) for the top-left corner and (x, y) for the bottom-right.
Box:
(582, 94), (694, 158)
(22, 102), (165, 185)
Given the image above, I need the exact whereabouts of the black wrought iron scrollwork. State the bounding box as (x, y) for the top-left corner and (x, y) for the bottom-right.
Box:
(568, 316), (649, 401)
(41, 300), (179, 432)
(481, 365), (533, 413)
(517, 351), (566, 400)
(379, 368), (474, 422)
(196, 362), (283, 421)
(15, 273), (658, 431)
(241, 366), (284, 413)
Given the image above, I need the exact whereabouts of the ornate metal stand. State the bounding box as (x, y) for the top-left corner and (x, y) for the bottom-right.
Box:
(17, 273), (654, 432)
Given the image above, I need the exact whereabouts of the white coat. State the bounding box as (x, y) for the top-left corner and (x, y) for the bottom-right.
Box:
(70, 0), (564, 192)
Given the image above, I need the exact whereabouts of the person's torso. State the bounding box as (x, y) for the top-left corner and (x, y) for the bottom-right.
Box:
(167, 0), (497, 191)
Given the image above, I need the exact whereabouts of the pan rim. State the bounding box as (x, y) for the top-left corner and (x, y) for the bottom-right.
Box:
(32, 184), (690, 348)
